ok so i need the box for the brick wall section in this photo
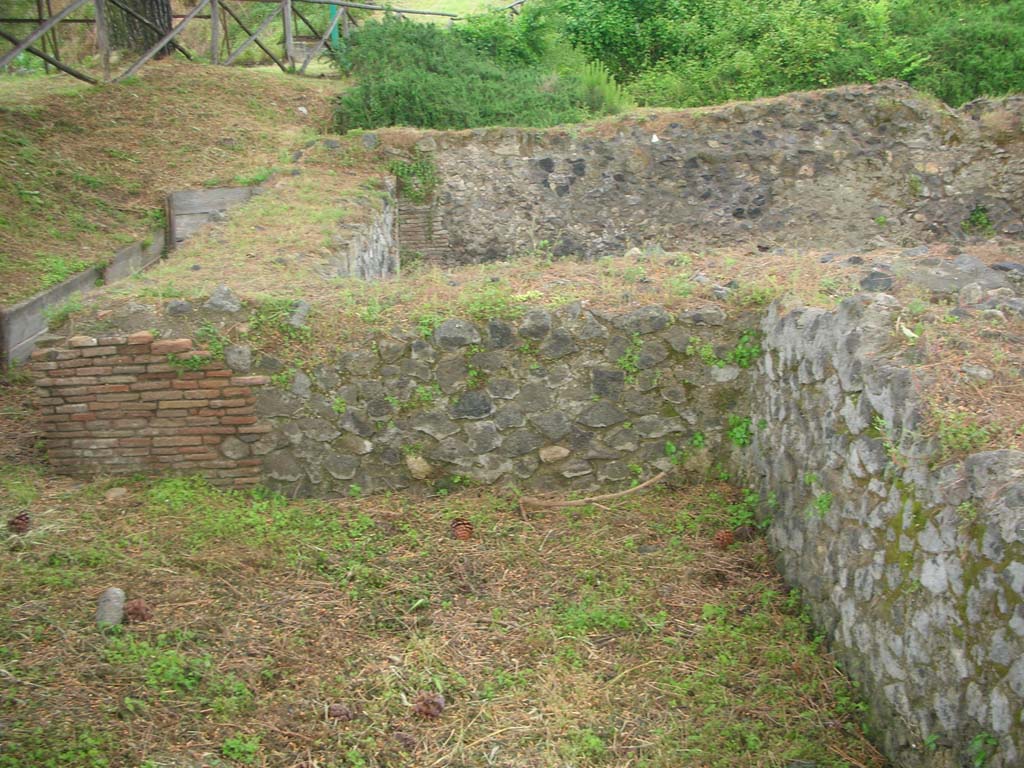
[398,200,451,262]
[30,331,269,488]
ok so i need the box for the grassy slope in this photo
[0,60,340,306]
[0,463,886,768]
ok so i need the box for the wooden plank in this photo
[282,0,294,67]
[209,0,219,64]
[222,1,284,70]
[95,0,111,81]
[298,5,343,74]
[107,0,193,60]
[292,6,335,56]
[116,0,210,82]
[0,26,97,83]
[0,0,89,69]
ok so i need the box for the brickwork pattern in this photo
[30,332,268,488]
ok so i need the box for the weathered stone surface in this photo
[464,421,501,453]
[265,451,302,481]
[412,411,461,440]
[592,368,625,399]
[518,309,552,340]
[434,318,481,349]
[578,401,627,428]
[166,299,193,316]
[539,445,570,463]
[529,410,572,440]
[96,587,126,626]
[204,285,242,313]
[451,391,494,419]
[220,436,250,459]
[324,454,359,480]
[614,305,671,334]
[406,454,432,479]
[224,344,252,372]
[539,328,578,359]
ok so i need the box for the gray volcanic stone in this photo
[288,300,312,328]
[220,436,250,459]
[516,383,552,412]
[434,319,480,349]
[860,271,894,291]
[451,391,494,419]
[487,378,520,399]
[166,300,193,316]
[340,409,375,437]
[529,410,572,440]
[615,305,671,334]
[465,421,501,453]
[298,418,339,442]
[518,309,552,340]
[679,306,727,326]
[637,339,669,368]
[486,319,516,348]
[204,285,242,313]
[504,429,544,456]
[592,368,625,398]
[324,454,359,480]
[540,329,578,359]
[561,460,593,478]
[578,401,627,428]
[412,411,460,440]
[290,370,312,399]
[494,405,526,430]
[224,344,252,372]
[96,587,126,627]
[266,451,302,481]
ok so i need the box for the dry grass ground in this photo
[0,448,887,768]
[0,59,340,306]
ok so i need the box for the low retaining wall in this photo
[736,297,1024,767]
[30,332,269,488]
[0,232,165,367]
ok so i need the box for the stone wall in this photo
[735,296,1024,768]
[324,180,400,279]
[31,291,1024,765]
[254,302,750,497]
[30,332,269,488]
[389,82,1024,262]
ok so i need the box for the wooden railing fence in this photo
[0,0,512,83]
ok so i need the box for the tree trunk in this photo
[110,0,172,56]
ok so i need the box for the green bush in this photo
[332,15,630,131]
[558,0,1024,108]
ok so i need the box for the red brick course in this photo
[31,335,267,489]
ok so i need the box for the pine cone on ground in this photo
[124,598,153,623]
[411,691,445,719]
[7,512,30,534]
[713,529,735,549]
[732,524,758,542]
[450,518,473,541]
[327,702,358,720]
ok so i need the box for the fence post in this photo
[94,0,111,81]
[282,0,294,68]
[210,0,219,63]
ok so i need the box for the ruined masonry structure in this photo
[31,332,269,487]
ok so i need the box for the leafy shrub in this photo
[559,0,1024,108]
[333,15,629,131]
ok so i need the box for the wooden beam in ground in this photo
[94,0,111,81]
[116,0,210,81]
[223,1,285,70]
[293,0,459,19]
[0,27,97,83]
[0,0,89,69]
[282,0,294,67]
[107,0,193,60]
[298,5,342,73]
[209,0,219,63]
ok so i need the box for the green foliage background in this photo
[332,0,1024,131]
